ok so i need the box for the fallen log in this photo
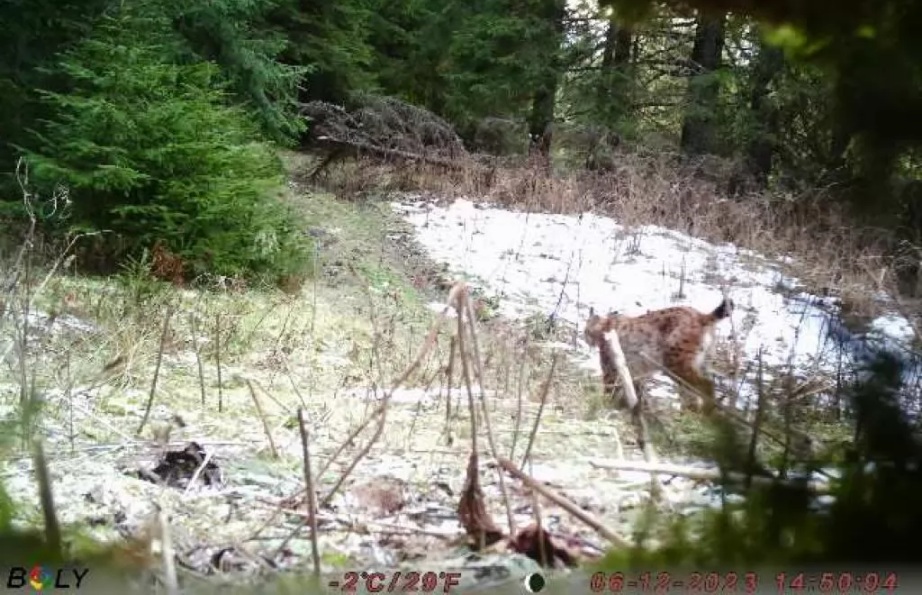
[587,458,832,495]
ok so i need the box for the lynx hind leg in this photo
[695,374,718,414]
[677,385,703,413]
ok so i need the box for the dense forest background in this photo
[1,0,920,288]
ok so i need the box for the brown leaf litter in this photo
[457,450,504,549]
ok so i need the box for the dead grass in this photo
[317,150,906,323]
[305,149,922,467]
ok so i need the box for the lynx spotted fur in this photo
[583,298,733,413]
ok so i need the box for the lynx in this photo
[583,298,733,413]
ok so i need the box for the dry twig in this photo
[519,353,559,468]
[297,408,322,579]
[137,305,174,437]
[455,285,516,537]
[31,437,61,555]
[587,458,831,494]
[157,501,179,595]
[245,379,279,459]
[497,457,630,547]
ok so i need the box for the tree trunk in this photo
[680,13,726,156]
[597,16,634,127]
[745,30,784,187]
[527,0,567,162]
[614,24,632,68]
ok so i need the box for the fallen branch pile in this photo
[301,94,473,175]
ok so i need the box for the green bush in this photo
[21,6,310,285]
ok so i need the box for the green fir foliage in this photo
[21,6,309,284]
[167,0,309,143]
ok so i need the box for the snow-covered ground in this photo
[392,197,921,409]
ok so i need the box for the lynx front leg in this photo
[601,360,621,404]
[673,366,717,414]
[631,378,647,410]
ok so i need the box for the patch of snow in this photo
[342,386,495,405]
[426,302,458,318]
[870,314,916,344]
[393,198,919,408]
[25,310,98,334]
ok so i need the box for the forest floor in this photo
[0,151,913,593]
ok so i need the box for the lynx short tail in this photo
[710,297,734,320]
